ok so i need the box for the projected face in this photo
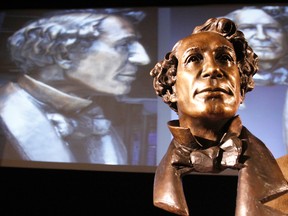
[174,32,242,120]
[233,8,287,62]
[66,15,150,96]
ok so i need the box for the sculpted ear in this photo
[54,52,73,70]
[240,89,245,104]
[169,86,177,103]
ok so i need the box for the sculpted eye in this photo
[186,54,203,64]
[217,53,234,63]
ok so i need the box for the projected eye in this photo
[265,26,282,33]
[115,39,130,53]
[241,26,256,31]
[238,25,257,33]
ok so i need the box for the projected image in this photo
[0,8,158,166]
[224,6,288,86]
[1,4,287,171]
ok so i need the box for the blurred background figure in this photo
[224,6,288,158]
[225,6,288,85]
[0,8,156,165]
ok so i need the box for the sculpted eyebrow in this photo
[183,47,201,60]
[184,47,200,54]
[215,45,236,61]
[215,45,234,53]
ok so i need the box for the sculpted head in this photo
[150,18,258,119]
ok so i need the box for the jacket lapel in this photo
[236,127,288,216]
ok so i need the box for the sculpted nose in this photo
[202,69,223,79]
[201,60,223,79]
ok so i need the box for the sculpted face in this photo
[174,32,243,120]
[66,15,150,96]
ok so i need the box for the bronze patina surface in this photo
[150,18,288,216]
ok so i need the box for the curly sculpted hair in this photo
[150,17,259,112]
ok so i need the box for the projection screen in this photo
[0,4,287,174]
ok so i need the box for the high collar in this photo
[17,75,92,114]
[167,115,242,149]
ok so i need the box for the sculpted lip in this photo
[195,87,232,96]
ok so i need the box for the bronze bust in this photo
[150,17,288,216]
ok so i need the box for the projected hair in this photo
[8,9,145,74]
